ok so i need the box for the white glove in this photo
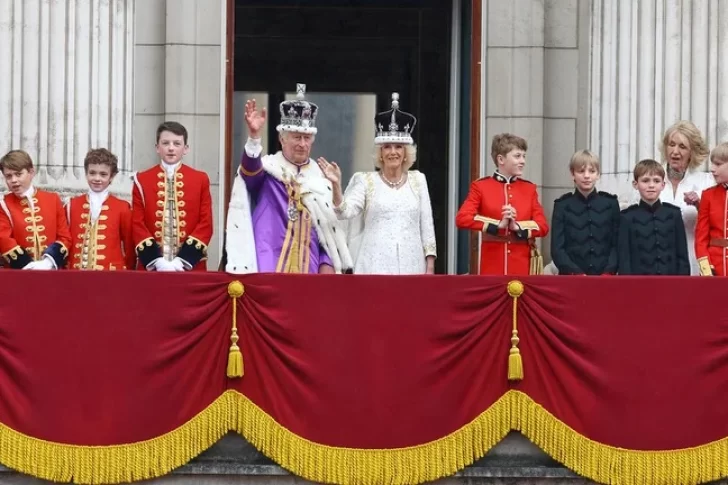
[24,258,55,271]
[170,257,187,272]
[153,259,176,272]
[35,257,56,270]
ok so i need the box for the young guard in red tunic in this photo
[0,150,71,269]
[695,142,728,276]
[66,149,136,270]
[132,121,213,271]
[456,133,549,275]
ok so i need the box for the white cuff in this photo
[245,137,263,158]
[147,257,162,271]
[42,254,58,270]
[175,257,192,271]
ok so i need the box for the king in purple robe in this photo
[225,83,353,274]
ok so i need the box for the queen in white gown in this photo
[317,94,437,274]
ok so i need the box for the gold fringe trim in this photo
[231,390,512,485]
[232,390,728,485]
[0,391,235,484]
[510,390,728,485]
[1,389,728,485]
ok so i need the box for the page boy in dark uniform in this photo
[551,150,620,275]
[618,159,690,275]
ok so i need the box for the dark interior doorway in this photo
[233,0,452,273]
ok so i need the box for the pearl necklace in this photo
[381,172,405,187]
[666,165,686,181]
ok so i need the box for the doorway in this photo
[230,0,453,273]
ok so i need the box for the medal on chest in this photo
[286,178,305,222]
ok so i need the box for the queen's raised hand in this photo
[317,157,341,186]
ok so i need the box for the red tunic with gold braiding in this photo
[456,173,549,275]
[0,189,71,269]
[67,194,136,270]
[695,183,728,276]
[132,163,213,270]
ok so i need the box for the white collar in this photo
[21,185,35,200]
[161,161,181,178]
[87,189,109,222]
[88,188,109,203]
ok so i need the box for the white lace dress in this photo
[334,171,437,274]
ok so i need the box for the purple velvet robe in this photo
[240,152,333,273]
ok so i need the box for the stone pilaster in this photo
[0,0,134,199]
[485,0,545,186]
[539,0,589,261]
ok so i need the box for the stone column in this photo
[590,0,728,204]
[0,0,135,198]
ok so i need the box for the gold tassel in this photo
[508,348,523,381]
[227,281,245,378]
[507,280,524,381]
[529,242,543,275]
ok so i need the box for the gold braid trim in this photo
[185,235,209,252]
[135,237,155,252]
[1,245,25,261]
[1,389,728,484]
[0,392,234,484]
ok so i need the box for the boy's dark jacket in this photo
[617,200,690,275]
[551,190,620,275]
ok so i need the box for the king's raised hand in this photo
[244,99,267,138]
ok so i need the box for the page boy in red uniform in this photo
[0,150,71,269]
[66,148,136,270]
[456,133,549,275]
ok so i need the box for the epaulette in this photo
[620,204,638,214]
[518,178,535,185]
[598,191,617,198]
[554,192,573,203]
[475,176,492,182]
